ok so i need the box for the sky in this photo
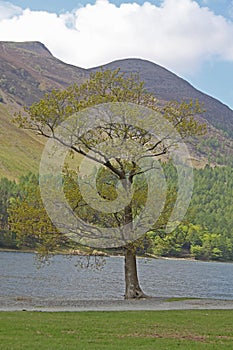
[0,0,233,109]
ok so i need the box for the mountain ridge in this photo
[1,41,233,179]
[0,41,87,105]
[90,58,233,137]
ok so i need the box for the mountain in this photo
[1,41,233,179]
[0,41,87,106]
[0,41,88,179]
[91,59,233,138]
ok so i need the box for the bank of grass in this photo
[0,310,233,350]
[0,104,44,179]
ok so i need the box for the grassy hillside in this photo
[0,103,44,179]
[1,41,233,179]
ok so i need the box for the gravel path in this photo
[1,296,233,312]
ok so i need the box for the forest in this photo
[1,163,233,262]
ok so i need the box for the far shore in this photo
[1,248,233,264]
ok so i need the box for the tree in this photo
[0,177,18,248]
[13,69,205,298]
[8,173,72,253]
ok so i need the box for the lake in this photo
[0,252,233,300]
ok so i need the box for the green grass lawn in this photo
[0,310,233,350]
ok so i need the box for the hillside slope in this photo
[0,103,44,179]
[0,41,89,179]
[1,41,233,179]
[0,41,87,105]
[90,59,233,137]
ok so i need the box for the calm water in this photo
[0,252,233,300]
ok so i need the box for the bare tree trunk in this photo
[124,246,147,299]
[122,177,147,299]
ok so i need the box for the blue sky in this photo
[0,0,233,109]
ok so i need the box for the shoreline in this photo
[1,296,233,312]
[1,249,233,264]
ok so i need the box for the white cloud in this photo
[0,0,233,74]
[0,0,22,20]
